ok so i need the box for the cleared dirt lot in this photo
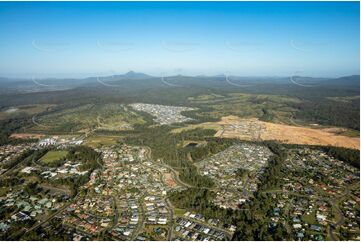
[10,133,46,139]
[215,116,360,150]
[164,173,177,187]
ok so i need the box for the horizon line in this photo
[0,71,359,80]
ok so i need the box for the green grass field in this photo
[84,135,121,148]
[27,103,146,134]
[302,211,317,225]
[174,208,186,216]
[40,150,68,163]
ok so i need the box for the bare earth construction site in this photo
[174,116,360,150]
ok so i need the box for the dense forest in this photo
[0,117,33,145]
[321,146,360,168]
[293,97,360,130]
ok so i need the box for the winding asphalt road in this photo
[144,147,193,189]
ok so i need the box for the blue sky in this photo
[0,1,359,78]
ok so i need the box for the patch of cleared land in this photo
[173,116,360,149]
[0,104,54,120]
[326,95,359,103]
[180,140,208,148]
[40,150,68,163]
[171,123,221,133]
[188,93,301,124]
[259,121,359,149]
[29,103,145,133]
[164,173,177,188]
[84,135,121,148]
[10,133,46,139]
[4,108,18,113]
[218,116,360,149]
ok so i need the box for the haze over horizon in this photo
[0,1,359,78]
[0,70,360,81]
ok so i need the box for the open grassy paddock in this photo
[0,104,55,120]
[27,103,146,134]
[84,134,121,148]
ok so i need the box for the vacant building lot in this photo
[215,116,360,150]
[173,116,359,149]
[28,103,145,134]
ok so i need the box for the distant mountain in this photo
[0,77,29,83]
[324,75,360,87]
[0,73,358,96]
[273,75,360,88]
[113,71,154,80]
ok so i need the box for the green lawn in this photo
[40,150,68,163]
[302,211,317,225]
[0,187,9,197]
[174,208,186,216]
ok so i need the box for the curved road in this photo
[143,147,193,189]
[328,186,351,241]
